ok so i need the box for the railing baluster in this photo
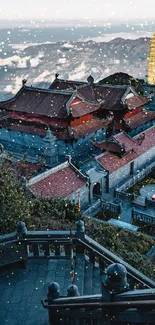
[89,250,95,265]
[44,244,50,257]
[65,244,72,257]
[55,245,60,256]
[32,244,39,256]
[99,257,105,274]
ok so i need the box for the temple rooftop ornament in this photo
[87,75,94,85]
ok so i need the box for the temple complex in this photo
[0,76,150,166]
[0,221,155,325]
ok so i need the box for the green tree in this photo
[0,164,31,234]
[29,197,81,230]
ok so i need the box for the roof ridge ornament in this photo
[22,79,27,87]
[44,127,56,142]
[87,75,94,85]
[55,73,59,79]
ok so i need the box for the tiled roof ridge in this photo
[0,85,74,110]
[133,124,155,140]
[0,86,25,106]
[28,161,69,186]
[113,131,135,143]
[96,125,155,174]
[53,78,87,85]
[69,161,88,182]
[24,85,74,95]
[75,93,101,105]
[95,150,109,161]
[28,160,87,188]
[96,84,129,89]
[76,86,98,104]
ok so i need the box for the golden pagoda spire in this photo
[148,32,155,85]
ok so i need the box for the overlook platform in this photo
[0,220,155,325]
[0,256,102,325]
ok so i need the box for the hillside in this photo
[98,72,144,93]
[0,37,150,100]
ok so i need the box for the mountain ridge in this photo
[0,37,150,100]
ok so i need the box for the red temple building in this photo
[0,76,153,166]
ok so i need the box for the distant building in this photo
[94,126,155,190]
[27,157,108,210]
[0,76,148,167]
[28,159,90,210]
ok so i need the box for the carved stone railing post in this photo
[76,220,85,239]
[75,220,85,254]
[16,221,28,268]
[102,263,129,302]
[47,282,60,325]
[16,221,27,238]
[67,284,80,297]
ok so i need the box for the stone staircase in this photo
[0,257,102,325]
[74,256,102,296]
[132,195,146,208]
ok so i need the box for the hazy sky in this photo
[0,0,154,21]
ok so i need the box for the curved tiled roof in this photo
[77,85,128,111]
[70,100,100,117]
[126,111,155,129]
[29,163,87,198]
[0,87,72,119]
[97,127,155,174]
[49,78,87,90]
[126,95,148,110]
[72,119,110,139]
[77,85,98,103]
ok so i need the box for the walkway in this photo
[140,184,155,199]
[118,203,133,223]
[0,257,102,325]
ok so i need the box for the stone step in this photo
[133,196,146,208]
[83,260,93,295]
[47,256,103,297]
[92,266,102,295]
[74,254,85,296]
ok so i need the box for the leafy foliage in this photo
[0,164,155,280]
[0,164,31,234]
[29,197,81,230]
[98,72,144,95]
[126,169,155,196]
[127,176,155,196]
[133,219,155,236]
[85,220,155,280]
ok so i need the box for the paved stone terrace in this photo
[0,257,102,325]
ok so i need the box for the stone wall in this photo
[0,127,106,167]
[69,185,90,210]
[109,164,130,189]
[109,146,155,189]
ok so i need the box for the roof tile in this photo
[30,165,86,198]
[97,127,155,174]
[73,119,110,139]
[1,87,71,119]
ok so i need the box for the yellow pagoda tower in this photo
[148,32,155,84]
